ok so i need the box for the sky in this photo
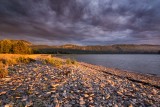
[0,0,160,45]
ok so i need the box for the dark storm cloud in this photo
[0,0,160,45]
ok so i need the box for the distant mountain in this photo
[31,44,160,54]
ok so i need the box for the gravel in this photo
[0,61,160,107]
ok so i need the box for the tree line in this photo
[0,39,32,54]
[31,44,160,54]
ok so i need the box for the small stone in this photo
[132,84,135,87]
[108,103,112,106]
[71,91,74,93]
[114,104,118,107]
[64,104,72,107]
[89,97,92,100]
[117,91,123,96]
[80,97,84,101]
[80,100,85,105]
[21,96,28,101]
[129,104,133,107]
[148,94,152,99]
[100,83,105,88]
[63,90,67,97]
[142,93,146,96]
[55,103,60,107]
[51,84,59,88]
[90,94,94,96]
[44,92,51,97]
[90,100,94,103]
[15,96,21,99]
[77,90,80,93]
[132,99,136,103]
[89,105,94,107]
[2,77,11,82]
[25,101,33,107]
[106,94,110,99]
[19,70,22,73]
[4,104,13,107]
[0,91,7,95]
[54,98,58,103]
[79,97,85,105]
[152,89,157,95]
[84,94,89,98]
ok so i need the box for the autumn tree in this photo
[0,39,32,54]
[0,39,12,53]
[12,41,32,54]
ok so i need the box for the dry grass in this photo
[42,57,63,67]
[42,56,77,67]
[0,54,63,66]
[0,54,44,65]
[0,54,51,78]
[66,58,77,65]
[0,61,8,78]
[0,54,77,78]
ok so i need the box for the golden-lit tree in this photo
[0,39,12,53]
[0,39,32,54]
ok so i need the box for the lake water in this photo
[57,54,160,75]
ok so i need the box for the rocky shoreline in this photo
[80,62,160,88]
[0,59,160,107]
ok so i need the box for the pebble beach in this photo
[0,59,160,107]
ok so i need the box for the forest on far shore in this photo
[32,44,160,54]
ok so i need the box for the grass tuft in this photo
[0,54,78,78]
[16,57,36,64]
[0,61,8,78]
[66,58,77,65]
[0,54,40,78]
[44,57,63,67]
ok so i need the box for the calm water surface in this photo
[57,54,160,75]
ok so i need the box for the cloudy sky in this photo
[0,0,160,45]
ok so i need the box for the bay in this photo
[57,54,160,75]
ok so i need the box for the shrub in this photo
[5,59,17,65]
[16,57,35,64]
[66,58,77,65]
[0,56,35,66]
[44,58,62,67]
[0,59,7,65]
[54,60,63,67]
[44,58,54,64]
[0,58,17,65]
[0,61,3,68]
[0,69,8,78]
[0,61,8,78]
